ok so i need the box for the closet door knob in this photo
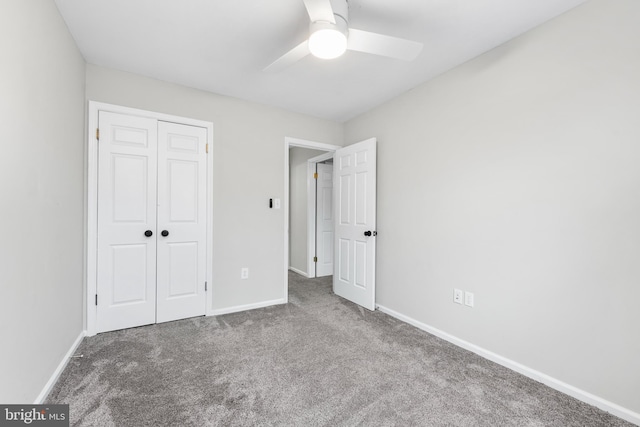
[144,230,153,237]
[161,230,169,237]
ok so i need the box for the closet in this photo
[95,110,208,333]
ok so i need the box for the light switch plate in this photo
[464,291,474,307]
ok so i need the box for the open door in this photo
[333,138,377,310]
[315,162,334,277]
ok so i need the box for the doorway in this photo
[284,137,378,310]
[284,138,341,300]
[289,148,335,278]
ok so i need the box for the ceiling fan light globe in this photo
[309,28,347,59]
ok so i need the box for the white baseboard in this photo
[34,330,86,404]
[288,266,309,278]
[210,298,286,316]
[376,304,640,426]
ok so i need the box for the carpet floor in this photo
[47,272,632,426]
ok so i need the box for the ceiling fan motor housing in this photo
[309,18,348,40]
[329,0,349,25]
[310,0,349,35]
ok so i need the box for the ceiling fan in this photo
[264,0,423,72]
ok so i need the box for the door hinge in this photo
[206,143,209,154]
[95,294,98,306]
[205,281,208,292]
[313,256,318,263]
[313,172,318,179]
[96,128,100,141]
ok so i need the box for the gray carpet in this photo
[48,272,631,426]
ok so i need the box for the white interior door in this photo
[333,138,377,310]
[315,163,334,277]
[156,122,208,323]
[96,111,158,333]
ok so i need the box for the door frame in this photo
[306,151,335,278]
[86,101,214,336]
[284,137,341,301]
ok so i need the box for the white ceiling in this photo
[54,0,586,122]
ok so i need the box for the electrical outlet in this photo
[464,291,474,308]
[241,268,249,279]
[274,198,281,209]
[453,289,463,304]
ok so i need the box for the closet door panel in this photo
[96,112,158,333]
[156,122,208,323]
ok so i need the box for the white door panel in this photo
[97,111,158,333]
[111,155,149,222]
[166,242,198,296]
[316,163,334,277]
[110,244,149,303]
[333,138,376,310]
[338,238,350,282]
[156,121,207,323]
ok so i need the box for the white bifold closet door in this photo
[96,111,207,333]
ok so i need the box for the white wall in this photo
[86,65,343,311]
[289,148,326,274]
[345,0,640,416]
[0,1,86,402]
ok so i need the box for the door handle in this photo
[364,230,377,237]
[144,230,153,237]
[161,230,169,237]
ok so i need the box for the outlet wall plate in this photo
[453,289,463,304]
[241,268,249,279]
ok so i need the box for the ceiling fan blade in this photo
[302,0,335,24]
[347,28,423,61]
[263,40,311,72]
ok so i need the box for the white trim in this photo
[288,266,310,278]
[86,104,98,336]
[308,151,335,164]
[34,331,86,404]
[86,101,214,336]
[210,299,286,316]
[376,304,640,426]
[284,137,342,305]
[286,137,341,151]
[205,115,214,318]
